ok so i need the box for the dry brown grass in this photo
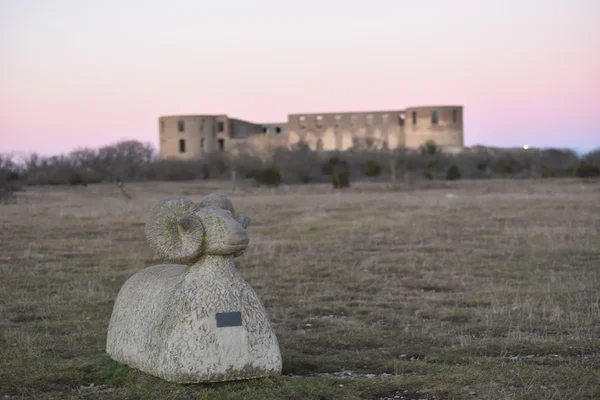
[1,178,599,399]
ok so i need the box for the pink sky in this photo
[1,0,599,156]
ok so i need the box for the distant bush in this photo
[155,161,198,181]
[329,156,351,188]
[494,155,520,174]
[5,171,20,181]
[298,171,312,184]
[332,170,350,188]
[423,159,437,180]
[321,156,348,176]
[0,180,21,204]
[7,141,599,187]
[365,160,382,177]
[272,142,322,183]
[446,165,461,180]
[419,140,440,156]
[68,172,86,186]
[254,166,282,187]
[583,148,600,166]
[575,161,600,178]
[540,165,554,178]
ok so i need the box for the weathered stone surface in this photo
[106,193,282,383]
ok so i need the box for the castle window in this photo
[200,138,205,150]
[453,110,458,123]
[160,120,164,132]
[431,110,439,125]
[179,139,186,153]
[412,111,416,125]
[263,127,267,133]
[299,116,306,129]
[399,113,405,125]
[218,139,225,151]
[275,127,281,133]
[178,120,185,132]
[316,115,323,128]
[218,121,224,132]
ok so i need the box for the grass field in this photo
[1,178,599,400]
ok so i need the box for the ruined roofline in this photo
[159,104,464,123]
[159,115,269,127]
[287,105,463,117]
[287,109,405,117]
[159,114,228,119]
[405,105,463,110]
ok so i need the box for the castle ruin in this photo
[158,106,464,160]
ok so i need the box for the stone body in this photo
[106,194,282,383]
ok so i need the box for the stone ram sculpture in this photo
[106,193,282,383]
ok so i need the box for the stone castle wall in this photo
[158,106,463,160]
[286,110,405,152]
[403,106,463,152]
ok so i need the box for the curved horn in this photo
[145,196,204,264]
[199,193,236,214]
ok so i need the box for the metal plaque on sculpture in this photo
[216,311,243,328]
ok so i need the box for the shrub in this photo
[0,180,21,204]
[419,140,440,156]
[254,166,282,187]
[332,170,350,188]
[68,171,85,186]
[153,161,198,181]
[206,154,228,175]
[539,148,580,176]
[243,169,260,179]
[582,148,600,166]
[540,165,554,178]
[272,143,322,183]
[494,155,520,175]
[365,160,382,177]
[328,156,351,188]
[423,159,437,180]
[446,165,461,180]
[321,156,348,176]
[298,171,311,184]
[575,161,600,178]
[5,171,20,181]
